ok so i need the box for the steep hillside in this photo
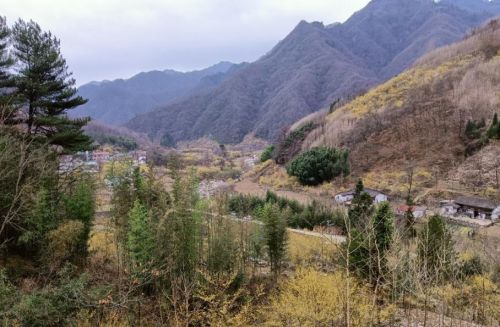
[73,62,242,125]
[301,19,500,197]
[126,0,498,144]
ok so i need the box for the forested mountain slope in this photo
[300,19,500,196]
[72,61,242,125]
[126,0,499,144]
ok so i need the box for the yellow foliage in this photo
[44,220,84,267]
[261,269,375,327]
[76,310,131,327]
[197,166,221,179]
[257,163,300,190]
[429,275,500,325]
[89,230,117,261]
[362,167,434,196]
[288,232,337,267]
[328,55,473,119]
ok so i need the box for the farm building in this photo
[396,204,427,219]
[334,188,388,205]
[454,196,499,221]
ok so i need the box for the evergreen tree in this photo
[354,179,364,197]
[348,180,374,228]
[0,16,15,105]
[63,179,95,257]
[418,215,455,284]
[465,120,480,139]
[487,113,499,139]
[127,200,155,273]
[261,203,288,278]
[370,202,394,284]
[11,19,91,152]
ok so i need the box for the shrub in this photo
[262,269,374,326]
[274,122,317,164]
[260,145,274,162]
[44,220,85,269]
[287,147,349,186]
[228,192,345,231]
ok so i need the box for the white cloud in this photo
[0,0,369,84]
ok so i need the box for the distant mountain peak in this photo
[121,0,500,144]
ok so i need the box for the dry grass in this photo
[298,24,500,199]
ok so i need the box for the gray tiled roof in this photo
[455,196,497,210]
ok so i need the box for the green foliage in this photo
[372,202,394,255]
[19,186,60,252]
[348,180,374,229]
[160,132,175,148]
[274,122,317,164]
[44,220,85,269]
[206,202,239,275]
[12,19,91,152]
[0,16,15,106]
[92,133,138,150]
[260,203,288,277]
[127,200,156,275]
[344,228,370,278]
[418,215,455,284]
[260,145,275,162]
[287,147,349,186]
[158,172,202,283]
[487,113,500,139]
[464,114,500,156]
[460,255,483,278]
[0,265,93,327]
[63,178,95,257]
[370,202,394,282]
[465,119,481,140]
[228,191,344,231]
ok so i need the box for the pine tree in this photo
[11,19,92,152]
[0,16,14,105]
[348,179,374,228]
[370,202,394,284]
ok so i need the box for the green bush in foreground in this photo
[287,147,349,186]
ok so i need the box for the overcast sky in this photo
[1,0,370,85]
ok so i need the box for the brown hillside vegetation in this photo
[302,19,500,197]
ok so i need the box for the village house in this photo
[130,150,147,164]
[441,197,499,222]
[92,150,111,163]
[454,196,499,221]
[334,188,388,205]
[396,204,427,219]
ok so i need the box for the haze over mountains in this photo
[73,61,244,125]
[80,0,500,144]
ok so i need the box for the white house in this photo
[397,204,427,219]
[492,206,500,222]
[440,200,459,216]
[335,188,388,205]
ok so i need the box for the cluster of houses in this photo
[59,149,148,173]
[334,188,499,225]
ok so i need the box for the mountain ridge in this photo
[126,0,499,144]
[73,61,241,125]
